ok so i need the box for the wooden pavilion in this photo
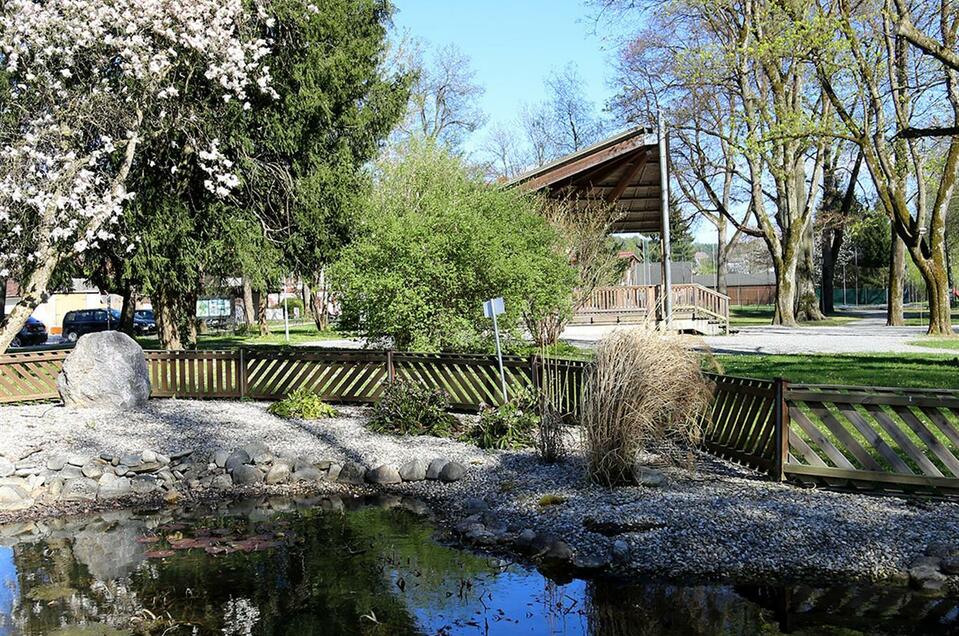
[508,125,729,334]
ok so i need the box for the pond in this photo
[0,495,956,635]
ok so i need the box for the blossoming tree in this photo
[0,0,278,352]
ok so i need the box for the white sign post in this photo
[483,297,508,402]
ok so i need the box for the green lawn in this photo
[712,353,959,389]
[902,306,959,327]
[729,305,860,328]
[135,321,343,350]
[910,337,959,351]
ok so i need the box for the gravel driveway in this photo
[3,400,959,585]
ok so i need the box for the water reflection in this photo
[0,495,955,635]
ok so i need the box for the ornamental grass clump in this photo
[582,330,710,487]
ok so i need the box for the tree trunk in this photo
[820,228,836,315]
[887,231,905,326]
[716,222,729,296]
[257,289,270,336]
[153,288,183,350]
[242,278,256,326]
[0,256,59,353]
[301,280,313,323]
[311,271,330,332]
[119,285,136,336]
[910,242,954,335]
[796,228,825,321]
[184,288,198,348]
[0,277,6,323]
[772,251,800,327]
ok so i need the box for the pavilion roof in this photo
[507,126,664,234]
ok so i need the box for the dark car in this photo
[134,309,157,335]
[62,309,121,342]
[11,316,48,347]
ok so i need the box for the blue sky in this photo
[391,0,617,148]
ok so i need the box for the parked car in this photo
[134,309,157,335]
[62,309,121,342]
[11,316,48,347]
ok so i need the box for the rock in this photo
[941,557,959,575]
[243,442,272,465]
[0,457,14,478]
[45,457,66,472]
[398,458,428,482]
[115,465,129,477]
[169,449,193,461]
[315,460,332,470]
[337,462,366,485]
[214,450,231,468]
[910,564,949,594]
[47,478,64,499]
[573,554,609,573]
[129,462,162,474]
[156,453,170,465]
[631,465,666,487]
[130,475,158,495]
[60,478,99,501]
[531,533,573,563]
[463,497,489,515]
[60,465,83,480]
[439,462,466,482]
[81,462,103,480]
[142,450,157,463]
[464,523,497,546]
[515,529,537,551]
[57,331,151,408]
[265,463,291,485]
[583,515,666,536]
[120,453,142,468]
[612,540,630,563]
[925,542,959,558]
[0,484,33,511]
[366,464,402,485]
[67,455,89,467]
[97,474,132,499]
[232,465,264,486]
[426,458,448,480]
[156,469,175,484]
[292,467,323,482]
[225,450,251,473]
[212,474,233,490]
[326,463,342,482]
[99,451,114,463]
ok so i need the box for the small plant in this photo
[461,389,539,450]
[537,494,566,507]
[368,380,457,436]
[268,387,337,420]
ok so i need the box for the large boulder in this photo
[57,331,151,408]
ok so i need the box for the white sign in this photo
[483,297,505,318]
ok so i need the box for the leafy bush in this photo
[582,330,709,487]
[368,380,457,437]
[268,387,337,420]
[329,140,576,352]
[461,390,539,450]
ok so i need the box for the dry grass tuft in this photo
[582,329,710,486]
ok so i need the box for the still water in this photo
[0,495,956,635]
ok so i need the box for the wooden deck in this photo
[572,283,730,334]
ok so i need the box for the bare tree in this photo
[395,42,487,148]
[480,123,524,181]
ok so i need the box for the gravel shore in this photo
[3,399,959,586]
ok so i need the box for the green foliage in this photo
[368,380,457,436]
[537,494,567,507]
[461,390,539,450]
[268,387,337,419]
[330,140,576,351]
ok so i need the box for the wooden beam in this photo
[606,150,649,202]
[518,134,653,191]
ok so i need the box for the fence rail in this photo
[0,348,589,416]
[704,375,959,496]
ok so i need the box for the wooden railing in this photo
[0,348,590,418]
[704,374,959,496]
[579,283,730,330]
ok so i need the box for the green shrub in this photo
[461,390,539,450]
[368,380,457,437]
[268,387,337,420]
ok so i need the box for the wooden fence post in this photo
[238,349,248,399]
[386,349,395,383]
[772,377,789,481]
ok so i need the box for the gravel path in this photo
[563,314,959,355]
[3,400,959,585]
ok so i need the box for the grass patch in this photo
[512,340,594,360]
[910,337,959,351]
[537,494,567,507]
[902,306,959,327]
[267,387,337,419]
[136,321,342,350]
[729,305,860,327]
[713,353,959,389]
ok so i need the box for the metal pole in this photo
[657,112,673,326]
[283,278,290,343]
[491,311,508,402]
